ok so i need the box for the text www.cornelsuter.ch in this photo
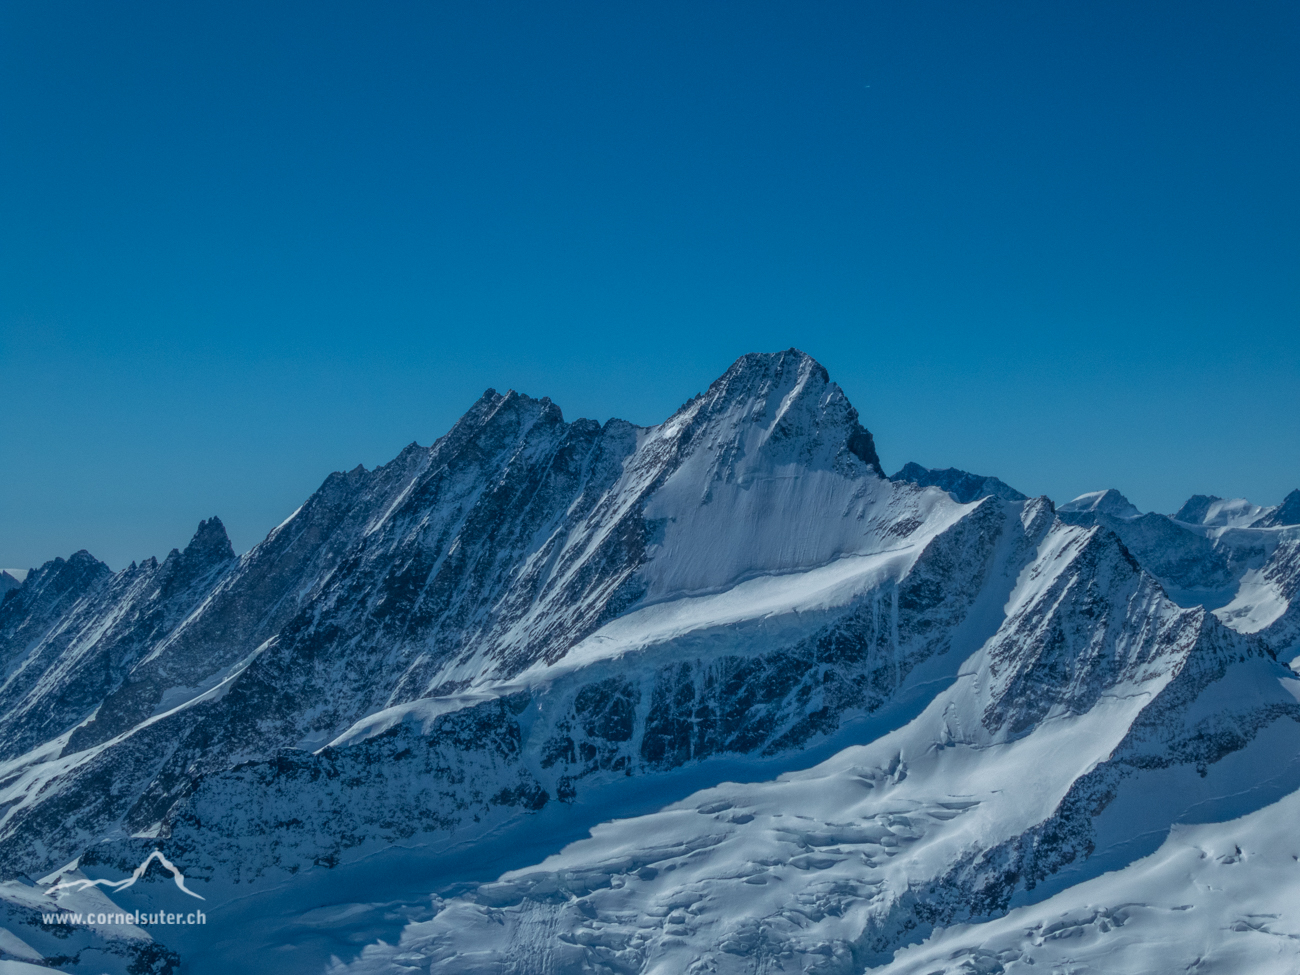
[42,909,206,926]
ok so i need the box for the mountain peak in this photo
[892,462,1028,504]
[1254,489,1300,528]
[1059,488,1141,519]
[0,571,22,598]
[0,550,111,629]
[683,349,881,473]
[184,517,236,565]
[1173,494,1222,523]
[157,517,236,593]
[1171,495,1267,528]
[716,347,828,385]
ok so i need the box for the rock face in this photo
[1253,488,1300,528]
[0,349,1298,975]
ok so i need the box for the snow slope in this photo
[878,783,1300,975]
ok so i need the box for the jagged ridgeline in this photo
[1,350,1298,975]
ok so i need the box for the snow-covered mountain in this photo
[1052,486,1300,664]
[0,349,1297,975]
[890,462,1027,504]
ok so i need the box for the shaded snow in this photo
[879,786,1300,975]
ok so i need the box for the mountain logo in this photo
[45,850,205,900]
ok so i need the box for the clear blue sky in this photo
[2,1,1297,570]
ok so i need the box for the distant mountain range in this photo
[1,350,1297,975]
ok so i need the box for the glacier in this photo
[0,349,1297,974]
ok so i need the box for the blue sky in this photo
[2,0,1297,570]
